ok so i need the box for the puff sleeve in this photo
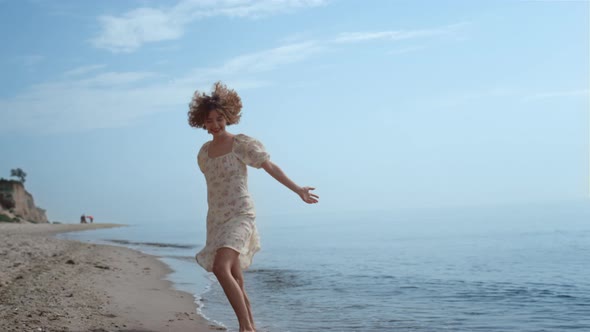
[234,134,270,169]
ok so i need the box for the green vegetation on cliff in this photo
[10,168,27,183]
[0,213,18,223]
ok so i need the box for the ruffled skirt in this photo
[196,212,260,272]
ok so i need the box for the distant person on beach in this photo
[188,82,319,332]
[80,214,87,224]
[87,215,94,223]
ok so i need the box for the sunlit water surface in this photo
[61,202,590,332]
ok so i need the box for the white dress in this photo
[195,134,270,272]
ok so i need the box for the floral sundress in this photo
[195,134,270,272]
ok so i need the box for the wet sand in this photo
[0,223,219,332]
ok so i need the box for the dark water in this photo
[61,202,590,331]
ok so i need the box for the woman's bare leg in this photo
[212,248,255,332]
[231,259,256,330]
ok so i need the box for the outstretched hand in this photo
[298,186,319,204]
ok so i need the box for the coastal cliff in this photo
[0,180,48,223]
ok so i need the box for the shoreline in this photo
[0,223,218,332]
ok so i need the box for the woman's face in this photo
[205,110,227,136]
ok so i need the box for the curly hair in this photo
[188,81,242,129]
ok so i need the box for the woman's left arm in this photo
[261,160,319,204]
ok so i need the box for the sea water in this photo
[60,201,590,332]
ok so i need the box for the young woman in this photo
[188,82,319,332]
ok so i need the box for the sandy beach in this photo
[0,223,217,332]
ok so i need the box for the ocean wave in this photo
[105,239,197,249]
[247,268,311,289]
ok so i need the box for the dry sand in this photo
[0,223,219,332]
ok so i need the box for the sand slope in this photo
[0,223,218,332]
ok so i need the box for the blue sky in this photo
[0,0,588,224]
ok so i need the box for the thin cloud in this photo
[209,41,322,74]
[92,8,185,53]
[2,25,461,134]
[332,23,468,44]
[0,72,182,134]
[78,71,159,87]
[92,0,329,53]
[0,41,320,134]
[63,64,107,77]
[176,0,328,18]
[173,41,323,87]
[523,89,589,102]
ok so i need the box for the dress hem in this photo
[196,244,261,272]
